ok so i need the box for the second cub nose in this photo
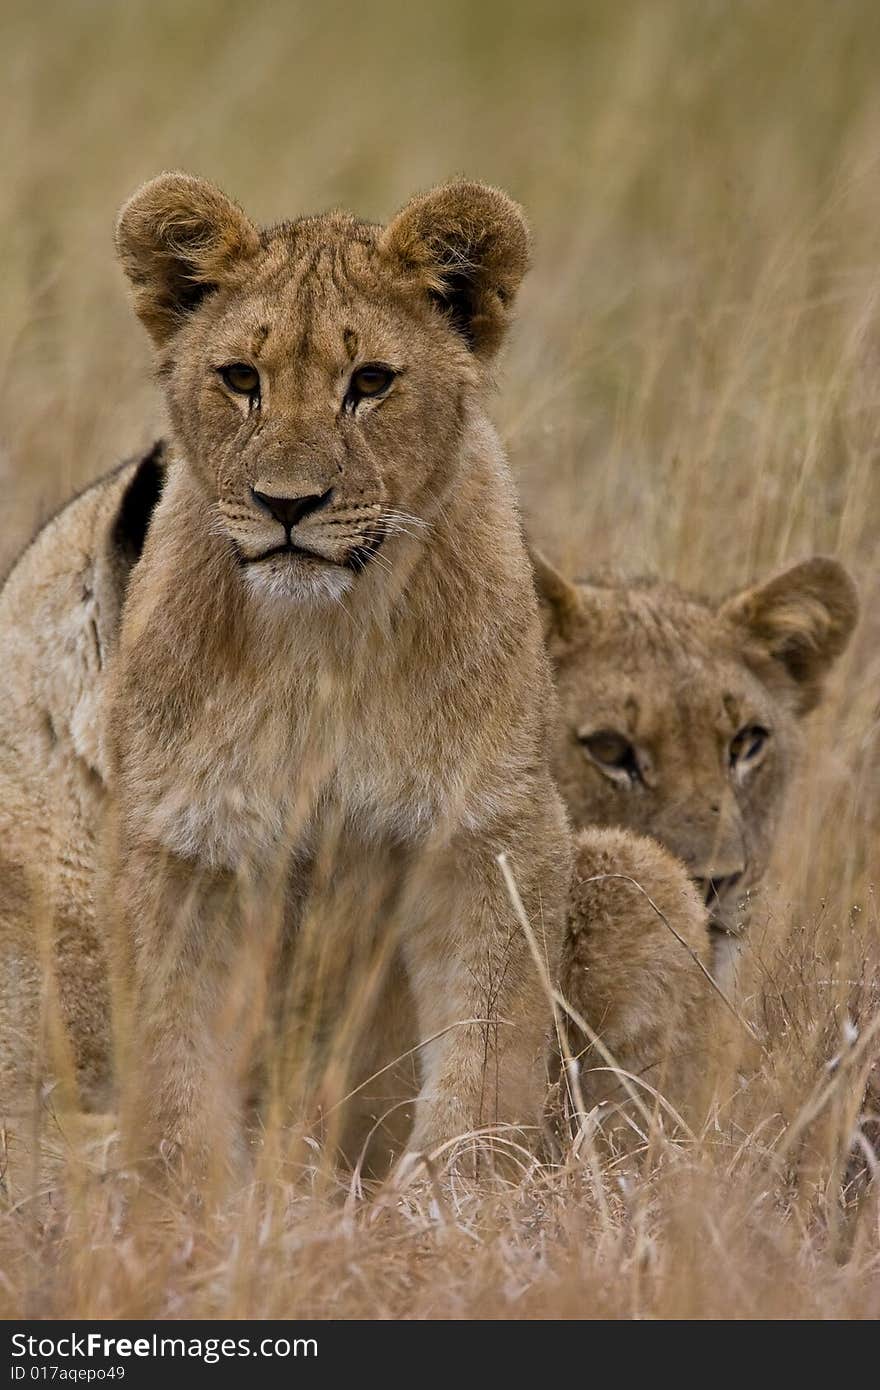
[694,872,743,908]
[251,486,333,530]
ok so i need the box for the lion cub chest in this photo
[145,661,442,871]
[144,677,313,870]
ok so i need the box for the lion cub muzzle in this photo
[246,483,342,565]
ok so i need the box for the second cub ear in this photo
[381,180,530,358]
[719,556,859,714]
[529,546,585,646]
[115,173,261,346]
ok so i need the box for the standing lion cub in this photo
[109,174,575,1176]
[1,175,573,1179]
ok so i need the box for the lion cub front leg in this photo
[401,804,569,1167]
[113,843,275,1183]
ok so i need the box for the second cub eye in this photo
[729,723,770,767]
[219,363,260,396]
[579,730,642,784]
[349,364,395,400]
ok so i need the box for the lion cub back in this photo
[0,444,165,1114]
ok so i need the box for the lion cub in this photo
[109,174,575,1178]
[533,550,858,1130]
[1,176,573,1179]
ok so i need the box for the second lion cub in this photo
[534,549,858,1130]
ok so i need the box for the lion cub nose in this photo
[251,486,334,531]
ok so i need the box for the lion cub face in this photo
[533,553,858,932]
[115,175,528,602]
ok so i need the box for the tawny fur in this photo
[0,175,573,1180]
[0,449,164,1115]
[561,826,712,1136]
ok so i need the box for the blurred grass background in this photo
[1,0,878,1318]
[3,0,877,913]
[4,0,880,584]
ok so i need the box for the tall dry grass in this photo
[0,0,878,1318]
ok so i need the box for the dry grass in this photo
[1,0,879,1318]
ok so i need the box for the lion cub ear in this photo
[719,556,859,714]
[381,180,530,358]
[115,173,261,345]
[529,546,586,648]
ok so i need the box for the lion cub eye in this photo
[729,723,770,768]
[579,730,642,785]
[219,363,260,397]
[348,363,396,402]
